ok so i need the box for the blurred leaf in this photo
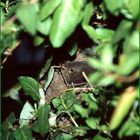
[44,66,55,90]
[54,133,73,140]
[2,21,17,34]
[93,134,111,140]
[1,34,16,55]
[74,104,88,118]
[9,88,20,102]
[50,0,84,47]
[18,76,41,101]
[86,118,98,129]
[19,101,34,127]
[3,83,21,102]
[128,30,139,50]
[89,72,103,84]
[16,3,39,35]
[118,117,139,138]
[117,53,139,75]
[38,57,53,80]
[88,58,102,70]
[40,0,62,21]
[110,87,137,130]
[2,112,16,130]
[82,2,94,25]
[101,44,114,68]
[82,2,98,43]
[2,129,15,140]
[68,43,78,56]
[4,2,19,19]
[14,125,33,140]
[82,93,98,110]
[123,30,139,53]
[0,8,5,25]
[104,0,124,15]
[52,98,62,108]
[33,35,44,46]
[95,28,114,41]
[99,76,115,86]
[37,17,52,35]
[122,0,139,19]
[112,20,132,44]
[32,104,50,136]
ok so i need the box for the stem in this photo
[82,71,94,90]
[66,111,79,127]
[2,41,20,65]
[60,96,79,127]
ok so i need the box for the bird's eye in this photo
[69,68,74,73]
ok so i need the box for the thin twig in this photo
[2,40,20,65]
[60,96,79,127]
[1,15,17,32]
[82,71,94,90]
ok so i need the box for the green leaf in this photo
[82,2,98,43]
[86,118,98,129]
[1,34,16,55]
[93,134,111,140]
[0,8,5,25]
[118,118,139,138]
[44,66,55,90]
[14,126,33,140]
[110,87,137,130]
[61,91,78,111]
[52,98,64,115]
[88,58,102,70]
[2,112,16,130]
[2,129,15,140]
[38,57,53,80]
[82,93,98,110]
[50,0,84,47]
[40,0,62,21]
[104,0,124,15]
[37,17,52,35]
[98,76,115,86]
[129,30,139,50]
[112,20,132,44]
[32,104,50,136]
[33,35,44,46]
[123,30,139,53]
[74,104,88,118]
[89,72,103,84]
[82,2,94,25]
[52,98,62,108]
[16,3,38,35]
[18,76,41,101]
[68,43,78,56]
[122,0,139,19]
[54,133,73,140]
[19,101,34,127]
[101,44,114,67]
[95,28,114,41]
[117,53,139,75]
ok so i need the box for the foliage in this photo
[1,0,139,139]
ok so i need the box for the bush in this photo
[1,0,139,139]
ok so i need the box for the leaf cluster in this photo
[1,0,139,139]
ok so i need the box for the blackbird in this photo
[45,51,95,102]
